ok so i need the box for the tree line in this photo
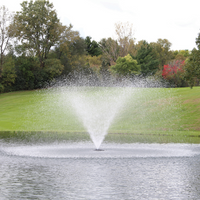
[0,0,200,93]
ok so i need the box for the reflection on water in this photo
[0,142,200,200]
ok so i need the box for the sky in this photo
[2,0,200,50]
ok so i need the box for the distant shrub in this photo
[162,60,187,87]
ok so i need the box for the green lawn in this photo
[0,86,200,142]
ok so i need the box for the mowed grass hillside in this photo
[0,87,200,137]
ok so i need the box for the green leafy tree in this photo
[51,29,87,75]
[0,55,16,92]
[173,50,190,61]
[14,55,63,90]
[12,0,65,68]
[184,33,200,88]
[150,39,174,68]
[111,54,141,77]
[133,40,159,76]
[184,49,200,88]
[85,55,102,71]
[14,56,38,90]
[44,58,64,80]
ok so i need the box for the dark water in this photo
[0,142,200,200]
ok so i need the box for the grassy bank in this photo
[0,87,200,142]
[0,131,200,144]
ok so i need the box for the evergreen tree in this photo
[133,40,159,76]
[85,36,102,56]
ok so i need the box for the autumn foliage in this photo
[162,60,186,87]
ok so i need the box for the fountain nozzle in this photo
[95,149,104,151]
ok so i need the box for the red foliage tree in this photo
[162,60,186,87]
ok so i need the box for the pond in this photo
[0,138,200,200]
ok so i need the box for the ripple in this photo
[1,143,200,159]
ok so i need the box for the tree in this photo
[184,49,200,88]
[14,55,63,90]
[14,55,38,90]
[43,58,64,81]
[0,6,14,76]
[99,37,120,66]
[51,27,87,75]
[162,60,186,87]
[99,22,135,66]
[115,22,135,57]
[85,36,102,56]
[99,60,110,81]
[133,40,159,76]
[150,39,174,68]
[85,55,102,72]
[173,50,190,61]
[12,0,65,68]
[183,33,200,88]
[0,55,16,92]
[111,54,141,77]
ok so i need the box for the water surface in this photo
[0,141,200,199]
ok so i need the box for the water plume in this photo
[46,72,167,149]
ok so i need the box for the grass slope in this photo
[0,87,199,140]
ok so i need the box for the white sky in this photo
[2,0,200,50]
